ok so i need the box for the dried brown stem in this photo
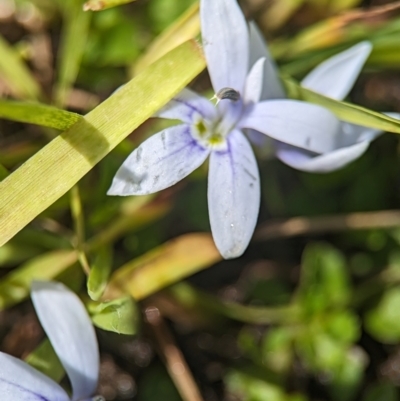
[255,210,400,241]
[145,306,205,401]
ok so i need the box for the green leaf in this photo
[134,2,199,74]
[87,246,113,300]
[0,34,42,100]
[0,250,78,310]
[0,163,8,180]
[328,346,368,401]
[363,382,397,401]
[0,40,205,246]
[365,288,400,343]
[104,233,221,301]
[83,0,137,11]
[0,100,81,130]
[90,296,138,334]
[283,77,400,134]
[55,0,92,106]
[262,327,294,374]
[25,339,64,382]
[225,370,307,401]
[297,243,350,315]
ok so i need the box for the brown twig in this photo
[255,210,400,241]
[145,306,205,401]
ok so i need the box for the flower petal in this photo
[208,130,260,259]
[156,88,217,124]
[240,100,342,153]
[276,141,370,173]
[200,0,249,92]
[31,281,99,401]
[108,124,210,196]
[0,352,69,401]
[301,41,372,100]
[244,57,265,104]
[249,22,286,100]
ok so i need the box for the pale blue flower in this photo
[108,0,342,258]
[0,281,101,401]
[268,40,400,172]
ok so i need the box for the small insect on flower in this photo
[215,87,241,102]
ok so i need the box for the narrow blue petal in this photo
[156,88,217,124]
[239,100,342,154]
[0,352,69,401]
[31,281,99,401]
[108,124,211,196]
[302,42,372,100]
[248,22,286,100]
[208,130,260,259]
[200,0,249,93]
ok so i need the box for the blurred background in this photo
[2,0,400,400]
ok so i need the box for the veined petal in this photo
[208,130,260,259]
[244,57,265,104]
[108,124,210,196]
[200,0,249,92]
[0,352,69,401]
[249,22,286,100]
[302,41,372,100]
[276,141,370,173]
[156,88,217,124]
[31,281,99,401]
[239,100,342,153]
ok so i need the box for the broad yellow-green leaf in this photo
[134,2,200,74]
[0,100,81,130]
[83,0,136,11]
[0,41,206,247]
[89,297,138,334]
[25,339,64,382]
[87,246,113,300]
[55,0,91,106]
[0,250,78,310]
[0,35,42,100]
[104,233,221,300]
[284,77,400,133]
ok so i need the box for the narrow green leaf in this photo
[0,163,8,180]
[90,297,138,335]
[134,2,200,74]
[25,339,64,382]
[104,233,221,301]
[87,246,113,300]
[83,0,136,11]
[283,77,400,133]
[0,41,205,246]
[55,0,91,106]
[0,250,78,310]
[0,100,81,130]
[0,35,42,100]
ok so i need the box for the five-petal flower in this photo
[108,0,342,258]
[0,281,101,401]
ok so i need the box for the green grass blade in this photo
[83,0,137,11]
[0,100,81,130]
[284,77,400,133]
[0,35,42,100]
[55,0,91,106]
[0,41,205,246]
